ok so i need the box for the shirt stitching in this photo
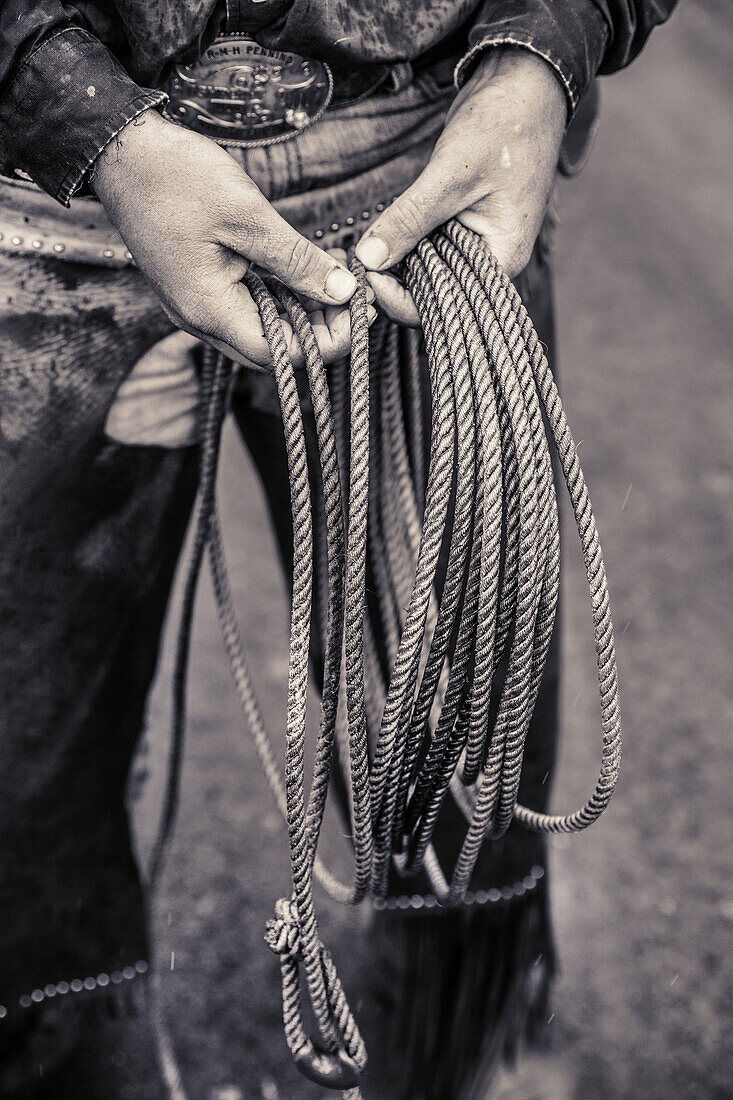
[57,91,168,206]
[454,36,580,117]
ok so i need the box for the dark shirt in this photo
[0,0,676,206]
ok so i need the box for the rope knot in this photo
[264,897,301,958]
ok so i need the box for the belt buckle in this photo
[162,34,333,147]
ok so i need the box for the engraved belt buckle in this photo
[162,34,333,148]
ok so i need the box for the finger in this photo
[311,304,378,365]
[456,206,537,281]
[324,302,343,332]
[220,184,358,306]
[309,309,342,363]
[366,271,420,327]
[301,282,374,314]
[198,333,269,372]
[200,284,376,371]
[354,158,461,272]
[180,281,309,370]
[325,247,376,306]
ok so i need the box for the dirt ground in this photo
[127,4,733,1097]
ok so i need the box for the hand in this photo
[92,110,374,368]
[354,49,567,325]
[102,252,362,449]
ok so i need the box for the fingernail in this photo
[355,236,389,270]
[367,305,378,324]
[325,266,357,302]
[366,285,376,304]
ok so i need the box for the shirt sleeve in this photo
[0,5,167,206]
[455,0,677,120]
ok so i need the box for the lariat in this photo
[151,222,622,1097]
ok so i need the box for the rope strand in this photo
[151,223,621,1096]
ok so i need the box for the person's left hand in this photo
[355,48,567,325]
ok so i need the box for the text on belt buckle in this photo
[162,34,333,148]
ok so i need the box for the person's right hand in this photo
[92,108,373,369]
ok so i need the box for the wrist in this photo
[90,107,169,201]
[467,47,568,132]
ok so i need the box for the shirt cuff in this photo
[454,0,610,121]
[0,27,167,206]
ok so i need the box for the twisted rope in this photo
[152,224,621,1096]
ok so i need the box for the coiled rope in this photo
[150,222,621,1097]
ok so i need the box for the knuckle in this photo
[391,193,426,241]
[283,234,321,286]
[159,301,186,330]
[489,203,536,274]
[218,176,263,236]
[495,200,524,238]
[514,243,534,274]
[511,228,536,275]
[175,296,207,332]
[176,291,221,339]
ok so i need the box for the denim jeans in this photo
[0,74,559,1017]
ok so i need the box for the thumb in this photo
[354,161,456,272]
[223,185,358,307]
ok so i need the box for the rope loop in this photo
[265,896,366,1092]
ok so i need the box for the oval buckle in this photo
[294,1042,361,1090]
[163,34,333,148]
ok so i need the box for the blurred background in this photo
[118,1,732,1096]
